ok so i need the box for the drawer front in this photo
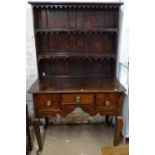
[35,94,60,111]
[96,93,122,112]
[62,94,94,105]
[61,94,95,112]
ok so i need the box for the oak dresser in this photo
[28,2,125,150]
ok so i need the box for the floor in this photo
[29,123,126,155]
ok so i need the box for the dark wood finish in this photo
[35,94,60,109]
[28,2,125,150]
[105,115,112,126]
[34,94,61,117]
[62,94,94,104]
[26,105,32,154]
[113,116,123,146]
[96,93,122,113]
[33,119,42,150]
[29,78,125,93]
[30,2,120,80]
[44,117,49,129]
[61,94,95,116]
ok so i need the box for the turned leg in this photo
[113,116,123,146]
[33,119,42,151]
[44,117,49,129]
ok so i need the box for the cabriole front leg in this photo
[113,116,123,146]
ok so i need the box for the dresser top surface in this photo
[28,77,126,94]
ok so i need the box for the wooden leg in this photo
[33,119,42,151]
[44,117,49,129]
[113,116,123,146]
[26,124,32,151]
[105,115,109,124]
[26,105,32,151]
[105,115,112,126]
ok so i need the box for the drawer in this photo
[96,93,122,111]
[61,94,95,112]
[34,94,61,113]
[62,94,94,105]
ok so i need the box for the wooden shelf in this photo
[35,28,118,34]
[29,2,123,9]
[30,2,122,81]
[37,52,116,61]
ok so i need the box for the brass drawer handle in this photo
[75,96,81,103]
[46,100,52,107]
[105,100,111,106]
